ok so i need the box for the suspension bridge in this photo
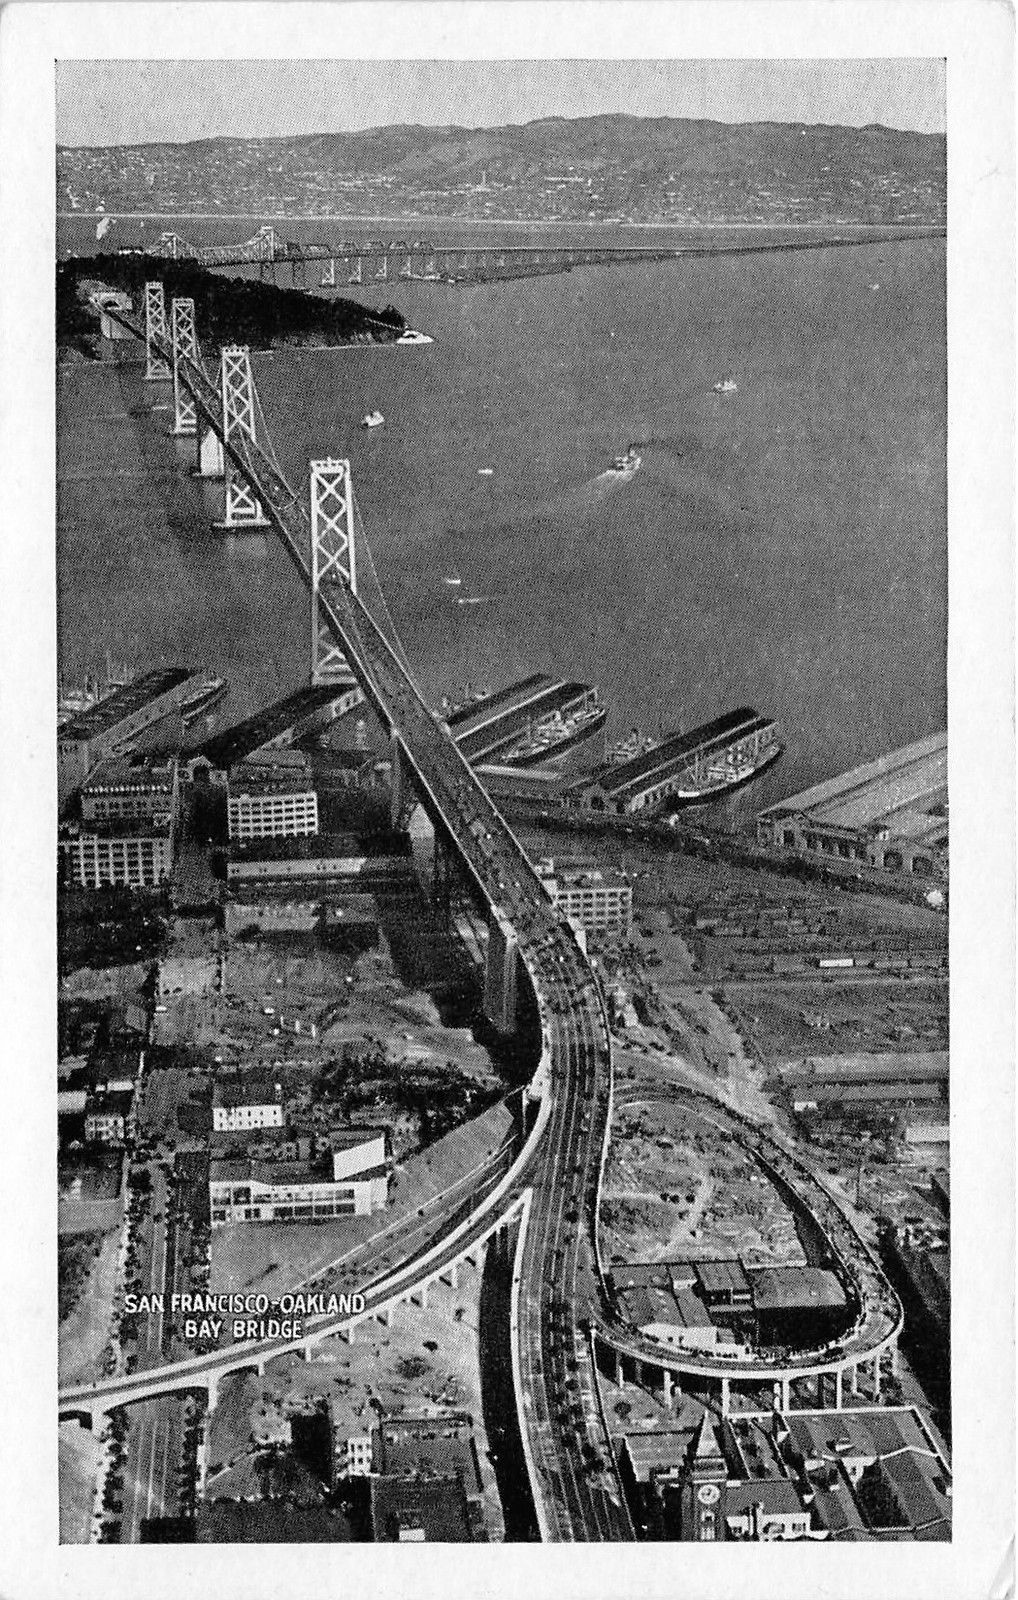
[64,282,904,1542]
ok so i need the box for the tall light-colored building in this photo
[536,856,632,939]
[227,751,319,842]
[59,817,174,889]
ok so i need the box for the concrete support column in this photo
[483,912,519,1036]
[206,1374,219,1413]
[389,735,406,830]
[418,1282,429,1311]
[449,1262,459,1291]
[197,426,225,478]
[890,1341,899,1378]
[781,1378,790,1414]
[873,1355,882,1398]
[850,1362,859,1395]
[720,1377,730,1416]
[662,1370,672,1407]
[835,1367,843,1411]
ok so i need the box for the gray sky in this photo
[56,59,945,146]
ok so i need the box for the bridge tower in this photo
[309,458,358,683]
[214,346,269,529]
[143,281,171,381]
[169,298,198,436]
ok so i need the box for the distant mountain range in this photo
[58,114,946,227]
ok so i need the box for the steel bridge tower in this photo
[309,458,358,683]
[169,298,198,436]
[214,346,269,529]
[143,281,171,381]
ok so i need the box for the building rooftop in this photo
[725,1478,805,1517]
[60,815,173,840]
[228,754,315,796]
[748,1265,846,1312]
[370,1475,473,1542]
[59,667,194,743]
[228,831,366,864]
[695,1259,752,1300]
[213,1078,280,1109]
[621,1428,698,1480]
[376,1415,482,1499]
[82,752,178,792]
[85,1087,134,1117]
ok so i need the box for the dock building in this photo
[447,675,606,772]
[187,682,362,783]
[574,709,781,815]
[59,667,201,801]
[755,732,948,880]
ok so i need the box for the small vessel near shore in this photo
[604,447,642,481]
[713,377,738,393]
[361,410,385,429]
[396,329,433,345]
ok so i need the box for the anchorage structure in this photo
[143,281,171,381]
[170,298,199,436]
[215,346,269,529]
[310,457,358,683]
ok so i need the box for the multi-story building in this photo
[212,1079,284,1133]
[535,856,633,940]
[59,815,175,889]
[84,1086,134,1144]
[80,753,179,825]
[227,751,319,842]
[756,732,948,881]
[210,1129,388,1225]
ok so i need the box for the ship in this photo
[361,410,385,429]
[497,697,608,768]
[58,656,134,726]
[713,377,738,394]
[576,707,782,814]
[396,329,434,345]
[179,676,229,729]
[604,447,641,480]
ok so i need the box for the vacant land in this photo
[204,1263,504,1539]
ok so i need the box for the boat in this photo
[499,698,608,768]
[604,447,642,480]
[477,468,494,476]
[58,656,135,726]
[396,329,434,345]
[713,378,738,394]
[361,410,385,429]
[583,708,782,813]
[179,676,229,729]
[443,576,463,587]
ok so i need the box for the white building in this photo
[227,752,319,842]
[212,1079,284,1133]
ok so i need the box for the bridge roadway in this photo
[71,304,902,1533]
[595,1080,903,1384]
[69,304,633,1539]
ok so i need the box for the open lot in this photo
[204,1263,504,1539]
